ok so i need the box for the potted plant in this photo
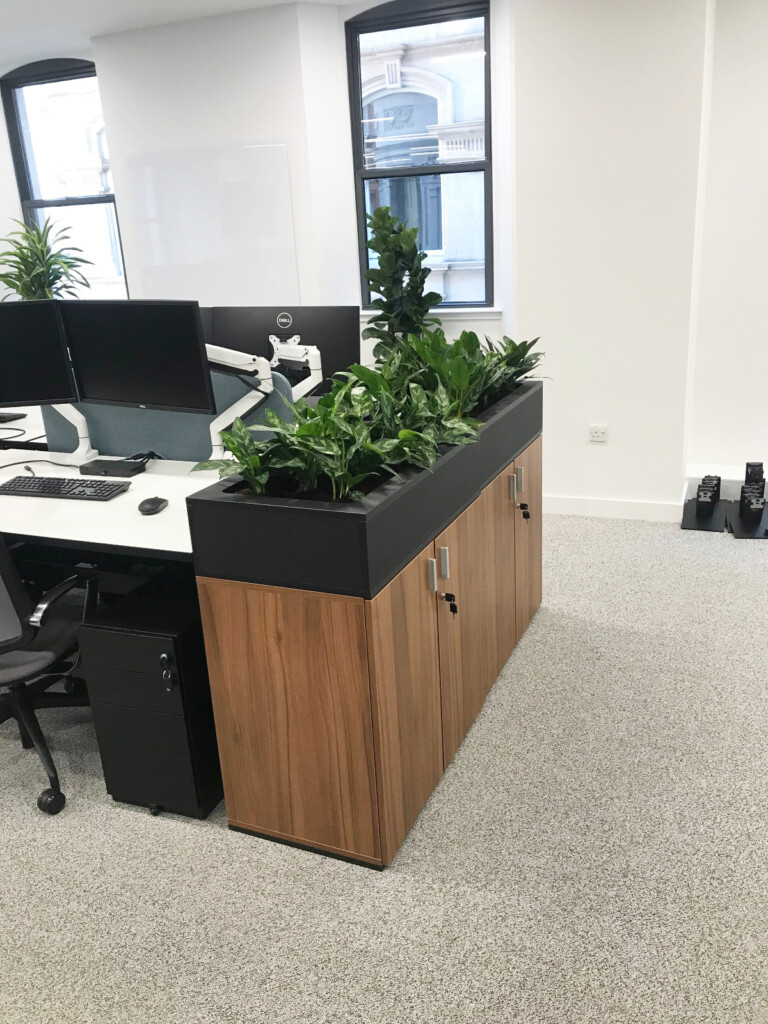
[187,208,543,598]
[0,218,91,299]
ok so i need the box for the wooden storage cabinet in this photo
[198,436,542,865]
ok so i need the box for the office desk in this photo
[0,405,46,447]
[0,448,218,560]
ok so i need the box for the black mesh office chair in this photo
[0,533,95,814]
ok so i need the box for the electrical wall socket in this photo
[589,423,608,443]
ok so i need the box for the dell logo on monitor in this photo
[276,312,293,330]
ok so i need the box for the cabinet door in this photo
[197,578,381,865]
[514,435,543,639]
[365,549,443,864]
[487,463,518,675]
[436,487,499,767]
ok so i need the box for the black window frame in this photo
[0,58,128,295]
[346,0,493,309]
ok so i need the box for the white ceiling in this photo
[0,0,345,73]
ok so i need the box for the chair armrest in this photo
[29,575,84,628]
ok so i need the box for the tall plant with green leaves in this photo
[362,206,443,360]
[0,218,92,300]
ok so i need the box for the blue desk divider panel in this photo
[41,371,293,463]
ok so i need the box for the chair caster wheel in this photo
[37,789,66,815]
[64,677,87,697]
[149,804,161,816]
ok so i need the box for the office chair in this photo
[0,533,96,814]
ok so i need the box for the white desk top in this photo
[0,442,218,557]
[0,405,46,444]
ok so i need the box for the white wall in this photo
[688,0,768,470]
[4,0,767,517]
[92,4,360,307]
[296,2,361,305]
[514,0,709,519]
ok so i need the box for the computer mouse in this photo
[138,496,168,516]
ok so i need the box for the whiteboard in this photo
[124,143,299,306]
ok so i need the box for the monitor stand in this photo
[208,389,270,460]
[49,404,99,467]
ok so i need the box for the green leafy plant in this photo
[195,377,441,502]
[347,363,478,449]
[362,206,442,360]
[0,218,92,300]
[377,328,543,418]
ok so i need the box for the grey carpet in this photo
[1,516,767,1024]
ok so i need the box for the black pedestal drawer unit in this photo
[78,583,223,818]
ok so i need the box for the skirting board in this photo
[544,494,682,523]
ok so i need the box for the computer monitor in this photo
[59,300,215,414]
[209,306,360,394]
[0,300,78,407]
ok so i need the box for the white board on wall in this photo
[124,142,299,306]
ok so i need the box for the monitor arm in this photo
[269,335,323,402]
[49,405,99,467]
[206,344,273,459]
[206,338,324,459]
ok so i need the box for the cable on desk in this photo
[0,459,68,472]
[127,451,166,464]
[0,427,26,439]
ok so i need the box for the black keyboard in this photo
[0,476,131,501]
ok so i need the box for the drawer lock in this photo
[159,653,175,692]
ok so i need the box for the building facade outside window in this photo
[1,59,127,299]
[347,0,492,306]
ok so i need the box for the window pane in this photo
[365,171,486,304]
[33,204,127,299]
[14,76,114,200]
[358,18,486,170]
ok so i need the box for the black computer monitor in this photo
[59,300,215,414]
[209,306,360,395]
[0,300,78,407]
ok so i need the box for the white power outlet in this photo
[589,423,608,443]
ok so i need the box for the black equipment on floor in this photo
[681,474,728,532]
[77,582,222,818]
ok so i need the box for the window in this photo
[1,59,127,299]
[347,0,492,307]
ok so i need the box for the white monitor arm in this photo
[206,344,273,459]
[269,335,324,402]
[48,405,99,467]
[206,338,324,459]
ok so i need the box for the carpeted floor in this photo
[1,516,767,1024]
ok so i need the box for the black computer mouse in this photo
[138,496,168,515]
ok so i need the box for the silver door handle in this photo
[509,472,517,501]
[439,546,450,579]
[427,558,437,593]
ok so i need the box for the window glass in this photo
[33,204,125,300]
[358,18,486,172]
[14,76,113,201]
[349,6,492,306]
[3,65,128,299]
[365,171,486,304]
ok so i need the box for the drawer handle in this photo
[159,653,174,693]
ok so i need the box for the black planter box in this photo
[186,381,543,599]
